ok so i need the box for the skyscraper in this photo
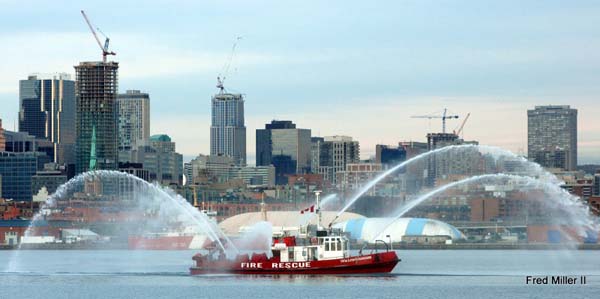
[117,90,150,151]
[528,105,578,170]
[74,61,119,173]
[210,93,246,165]
[18,73,76,166]
[256,120,311,184]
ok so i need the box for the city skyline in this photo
[1,1,600,163]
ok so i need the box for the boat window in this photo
[288,248,294,260]
[332,241,337,251]
[302,249,306,257]
[337,239,342,251]
[325,242,330,251]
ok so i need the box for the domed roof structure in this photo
[334,217,464,243]
[219,211,364,235]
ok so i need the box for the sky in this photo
[1,0,599,164]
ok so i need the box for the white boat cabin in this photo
[273,235,350,262]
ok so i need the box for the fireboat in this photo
[189,191,400,275]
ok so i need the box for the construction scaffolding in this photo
[75,61,119,174]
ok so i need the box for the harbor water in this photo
[2,249,599,298]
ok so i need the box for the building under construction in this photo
[75,61,119,173]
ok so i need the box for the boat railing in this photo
[371,240,390,254]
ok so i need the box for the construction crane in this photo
[453,112,471,138]
[411,108,459,134]
[81,10,116,63]
[217,36,242,93]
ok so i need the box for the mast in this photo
[315,190,322,229]
[261,192,267,221]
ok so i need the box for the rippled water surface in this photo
[2,250,599,299]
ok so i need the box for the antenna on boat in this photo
[261,192,267,222]
[315,190,322,229]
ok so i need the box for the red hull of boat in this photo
[190,251,399,275]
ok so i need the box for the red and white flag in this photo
[300,205,315,214]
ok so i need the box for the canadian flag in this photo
[300,205,315,214]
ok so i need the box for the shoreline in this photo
[2,243,600,250]
[354,243,600,250]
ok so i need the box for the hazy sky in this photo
[1,0,599,163]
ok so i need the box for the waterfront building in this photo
[256,120,311,185]
[75,61,119,173]
[0,152,38,201]
[210,93,246,165]
[527,105,578,170]
[18,73,76,166]
[117,90,150,151]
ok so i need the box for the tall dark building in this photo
[3,130,52,169]
[18,73,76,166]
[0,152,38,201]
[0,129,52,201]
[74,61,119,173]
[256,120,311,185]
